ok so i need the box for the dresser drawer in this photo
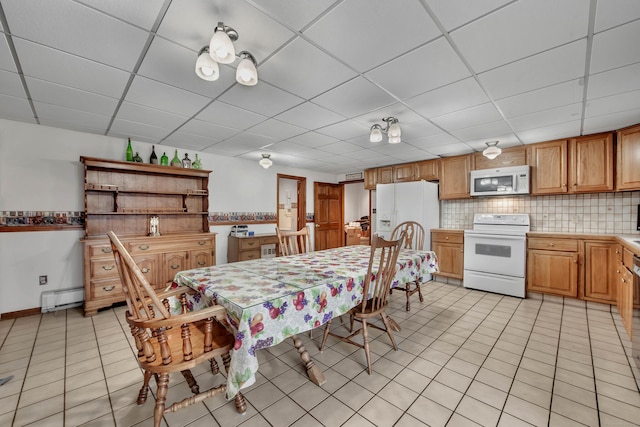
[238,250,261,261]
[89,243,114,258]
[239,238,261,250]
[260,236,279,245]
[528,237,578,252]
[90,258,119,280]
[432,231,463,244]
[90,278,123,299]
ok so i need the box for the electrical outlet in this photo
[39,275,48,286]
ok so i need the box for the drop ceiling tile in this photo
[451,0,589,73]
[218,81,304,117]
[315,141,362,155]
[75,0,166,30]
[316,120,370,140]
[425,0,513,31]
[291,148,336,160]
[386,148,433,163]
[431,103,503,132]
[214,131,276,151]
[404,77,489,118]
[478,40,587,100]
[465,134,521,151]
[157,0,294,62]
[352,103,425,128]
[177,119,239,142]
[594,0,640,33]
[312,77,396,118]
[33,102,111,133]
[125,75,212,117]
[371,141,427,156]
[342,148,392,162]
[0,94,34,122]
[163,132,220,151]
[587,62,640,99]
[304,0,440,73]
[495,79,584,118]
[516,120,582,144]
[583,108,640,134]
[406,133,461,150]
[107,130,163,145]
[365,38,470,100]
[116,102,190,131]
[258,38,357,100]
[425,142,474,156]
[196,101,266,130]
[13,38,130,98]
[249,0,336,31]
[585,89,640,118]
[137,37,237,99]
[401,120,449,141]
[285,131,338,148]
[267,141,314,155]
[2,0,149,71]
[0,70,26,98]
[590,20,640,74]
[508,103,583,132]
[275,102,345,130]
[0,37,17,72]
[109,118,174,141]
[451,120,513,142]
[201,140,255,157]
[25,77,118,116]
[245,119,307,141]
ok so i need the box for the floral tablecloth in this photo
[173,245,438,399]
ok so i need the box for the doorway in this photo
[277,174,306,233]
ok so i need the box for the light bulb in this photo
[236,54,258,86]
[209,27,235,64]
[370,126,383,143]
[195,49,219,81]
[388,122,401,138]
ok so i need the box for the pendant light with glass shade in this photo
[236,51,258,86]
[259,154,273,169]
[482,141,502,159]
[209,22,237,64]
[369,117,401,144]
[195,47,220,81]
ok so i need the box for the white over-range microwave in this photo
[470,165,530,196]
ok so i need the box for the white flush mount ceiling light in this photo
[259,153,273,169]
[370,117,401,144]
[482,141,502,159]
[196,21,258,86]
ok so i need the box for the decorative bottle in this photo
[160,152,168,166]
[192,154,202,169]
[150,145,158,164]
[182,153,192,168]
[170,149,181,167]
[133,152,143,163]
[125,138,133,162]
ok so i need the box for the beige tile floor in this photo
[1,281,640,427]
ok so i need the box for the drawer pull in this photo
[197,261,206,266]
[141,268,150,274]
[101,248,112,254]
[103,285,116,292]
[138,245,150,251]
[171,264,180,269]
[198,241,207,246]
[445,237,449,240]
[247,241,256,246]
[102,265,114,271]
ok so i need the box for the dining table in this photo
[172,244,438,399]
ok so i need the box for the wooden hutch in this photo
[80,156,215,316]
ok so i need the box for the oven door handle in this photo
[465,233,525,241]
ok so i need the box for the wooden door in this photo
[314,182,343,251]
[529,139,568,195]
[616,124,640,190]
[569,133,614,193]
[584,241,616,303]
[526,249,578,297]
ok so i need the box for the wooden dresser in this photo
[227,234,279,262]
[80,156,216,316]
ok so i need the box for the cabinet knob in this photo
[101,248,112,254]
[549,243,555,247]
[197,261,206,266]
[170,264,180,269]
[445,236,449,240]
[141,268,150,274]
[198,241,207,246]
[139,245,149,250]
[102,265,114,271]
[103,285,115,292]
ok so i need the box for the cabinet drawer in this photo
[89,243,114,258]
[260,236,279,245]
[432,232,463,244]
[528,237,578,252]
[238,250,261,261]
[91,279,123,299]
[90,258,119,280]
[239,239,261,250]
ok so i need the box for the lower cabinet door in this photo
[527,250,578,297]
[163,251,188,286]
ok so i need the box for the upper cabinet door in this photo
[364,169,378,190]
[472,146,526,171]
[529,139,568,195]
[393,163,417,182]
[377,166,393,185]
[416,159,440,181]
[439,155,471,200]
[616,124,640,191]
[569,133,614,193]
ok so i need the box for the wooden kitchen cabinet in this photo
[472,146,526,170]
[431,230,464,280]
[364,168,378,190]
[583,240,617,304]
[526,237,579,297]
[439,155,471,200]
[393,163,417,182]
[227,234,279,263]
[616,123,640,191]
[529,139,568,195]
[569,133,614,193]
[80,156,216,316]
[614,245,635,339]
[416,159,440,181]
[377,166,394,185]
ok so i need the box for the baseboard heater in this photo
[41,288,84,313]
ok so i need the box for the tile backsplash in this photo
[442,191,640,234]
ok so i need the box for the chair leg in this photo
[320,319,332,351]
[154,372,170,427]
[380,313,398,351]
[405,283,412,311]
[180,369,199,394]
[361,319,372,374]
[417,280,424,302]
[349,313,355,332]
[222,353,247,414]
[210,357,220,375]
[137,370,153,405]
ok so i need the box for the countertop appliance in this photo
[464,213,530,297]
[470,165,530,197]
[375,180,440,260]
[633,256,640,371]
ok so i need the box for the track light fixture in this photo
[482,141,502,159]
[195,21,258,86]
[259,153,273,169]
[370,117,401,144]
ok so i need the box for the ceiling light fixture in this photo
[259,153,272,169]
[196,21,258,86]
[482,141,502,159]
[370,117,401,144]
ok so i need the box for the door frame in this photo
[276,174,307,232]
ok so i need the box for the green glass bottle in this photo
[149,145,158,164]
[133,152,143,163]
[160,152,168,166]
[170,149,181,167]
[125,138,133,162]
[192,154,202,169]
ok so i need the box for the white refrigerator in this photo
[375,181,440,251]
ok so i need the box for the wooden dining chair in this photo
[391,221,426,311]
[107,231,246,427]
[276,226,311,256]
[319,233,403,374]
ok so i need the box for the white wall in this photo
[344,182,368,224]
[0,119,336,314]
